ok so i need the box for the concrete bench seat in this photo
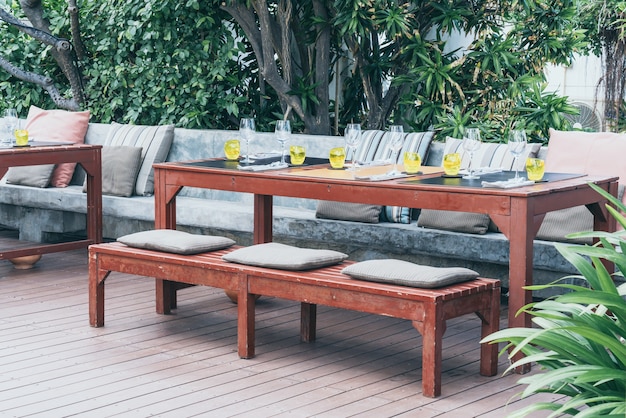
[89,241,500,397]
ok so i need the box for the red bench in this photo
[89,242,500,397]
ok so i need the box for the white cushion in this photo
[342,259,479,288]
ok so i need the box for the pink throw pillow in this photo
[545,129,626,204]
[24,105,90,187]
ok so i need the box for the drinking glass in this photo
[525,157,545,182]
[508,129,527,182]
[344,123,362,169]
[443,153,462,175]
[329,147,346,169]
[274,120,291,167]
[462,128,482,179]
[387,125,404,175]
[289,145,306,165]
[3,109,17,146]
[224,139,241,160]
[403,151,421,174]
[239,118,255,164]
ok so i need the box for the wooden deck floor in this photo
[0,246,563,417]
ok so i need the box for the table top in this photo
[156,158,617,199]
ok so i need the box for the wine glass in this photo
[3,109,17,146]
[387,125,404,175]
[462,128,482,179]
[508,129,527,182]
[239,118,255,164]
[274,120,291,167]
[344,123,362,170]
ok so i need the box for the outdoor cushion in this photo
[443,136,541,171]
[117,229,235,255]
[316,201,382,223]
[380,206,412,224]
[104,122,174,196]
[417,210,491,234]
[536,206,593,245]
[5,164,56,188]
[546,129,626,205]
[24,105,90,187]
[222,242,348,270]
[83,146,143,197]
[341,259,479,288]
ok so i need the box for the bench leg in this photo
[300,303,317,342]
[88,253,110,327]
[238,274,255,359]
[155,279,176,314]
[478,286,501,377]
[413,303,444,398]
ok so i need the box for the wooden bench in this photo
[89,242,500,397]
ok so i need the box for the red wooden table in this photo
[153,160,617,336]
[0,143,102,259]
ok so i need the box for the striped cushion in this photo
[443,137,541,171]
[104,123,174,196]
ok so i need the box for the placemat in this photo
[10,140,76,148]
[183,156,329,170]
[283,165,443,180]
[401,171,585,187]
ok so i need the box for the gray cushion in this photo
[536,206,593,245]
[222,242,348,270]
[341,259,479,288]
[117,229,236,255]
[104,123,174,196]
[316,201,382,223]
[417,210,491,235]
[84,146,143,197]
[5,164,56,188]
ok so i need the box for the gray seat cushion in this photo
[222,242,348,270]
[117,229,235,255]
[342,259,479,288]
[5,164,56,188]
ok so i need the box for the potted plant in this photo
[483,183,626,417]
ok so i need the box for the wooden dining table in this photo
[0,143,102,259]
[153,159,617,337]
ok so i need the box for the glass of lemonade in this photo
[525,157,545,181]
[224,139,241,160]
[403,151,421,174]
[289,145,306,165]
[443,153,461,175]
[329,147,346,169]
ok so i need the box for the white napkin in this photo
[355,172,408,181]
[460,167,503,176]
[238,162,287,171]
[481,179,535,189]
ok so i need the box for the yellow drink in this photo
[14,129,28,146]
[290,145,306,165]
[443,153,461,175]
[329,147,346,169]
[224,139,240,160]
[525,157,545,181]
[403,151,421,174]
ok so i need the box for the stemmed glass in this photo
[239,118,255,164]
[462,128,482,179]
[344,123,362,170]
[3,109,17,146]
[387,125,404,175]
[274,120,291,167]
[508,129,527,182]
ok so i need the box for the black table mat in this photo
[401,171,585,187]
[183,156,329,170]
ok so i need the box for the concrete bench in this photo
[88,241,500,397]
